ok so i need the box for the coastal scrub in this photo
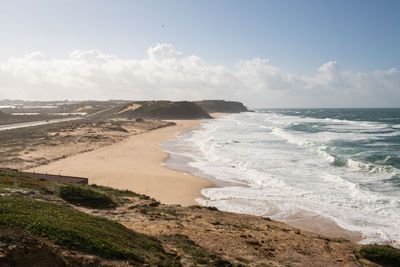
[0,196,178,264]
[360,245,400,266]
[59,185,116,209]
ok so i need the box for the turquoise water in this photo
[164,109,400,245]
[271,108,400,193]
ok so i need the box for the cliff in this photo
[194,100,248,113]
[116,101,212,120]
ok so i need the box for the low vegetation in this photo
[360,245,400,266]
[0,170,53,191]
[89,183,150,199]
[59,185,116,209]
[0,196,178,265]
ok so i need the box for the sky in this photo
[0,0,399,108]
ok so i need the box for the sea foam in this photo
[163,109,400,246]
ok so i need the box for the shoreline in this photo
[161,114,364,243]
[30,113,363,243]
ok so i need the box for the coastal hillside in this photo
[0,170,394,266]
[194,100,248,113]
[0,111,11,122]
[0,110,18,125]
[0,100,248,124]
[116,101,212,120]
[0,111,10,119]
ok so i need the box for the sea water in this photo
[162,109,400,245]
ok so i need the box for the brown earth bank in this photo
[0,175,382,267]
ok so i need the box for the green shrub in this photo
[59,185,116,209]
[206,206,219,211]
[89,184,150,199]
[0,196,178,264]
[188,205,202,210]
[360,245,400,266]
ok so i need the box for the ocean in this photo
[162,109,400,246]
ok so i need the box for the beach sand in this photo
[30,114,363,242]
[30,119,213,206]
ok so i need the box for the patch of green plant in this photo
[188,205,202,210]
[59,185,116,209]
[89,184,150,199]
[0,188,8,194]
[234,224,262,232]
[0,171,150,202]
[0,170,33,181]
[0,196,179,264]
[0,171,53,190]
[136,205,179,216]
[162,234,232,266]
[0,170,22,178]
[236,257,250,264]
[360,245,400,266]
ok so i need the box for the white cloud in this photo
[0,43,399,107]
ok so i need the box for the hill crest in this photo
[194,100,248,113]
[116,101,212,120]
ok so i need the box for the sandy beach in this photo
[30,119,213,206]
[28,114,363,242]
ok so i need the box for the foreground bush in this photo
[59,185,116,209]
[360,245,400,266]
